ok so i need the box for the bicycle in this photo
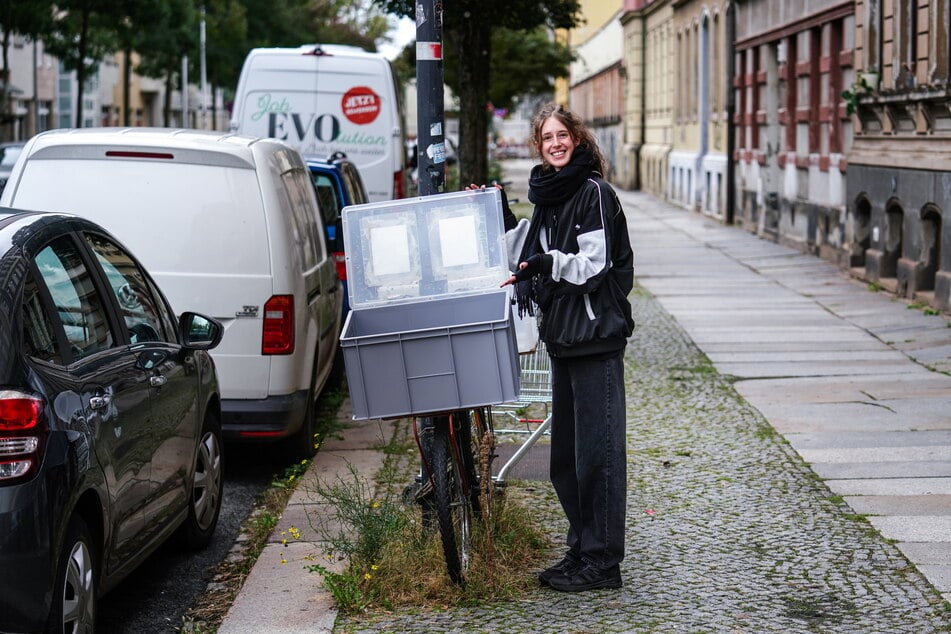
[406,342,553,585]
[410,407,495,585]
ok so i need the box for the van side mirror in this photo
[179,312,223,350]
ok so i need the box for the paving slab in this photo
[897,541,951,564]
[825,478,951,496]
[217,542,340,634]
[844,494,951,516]
[867,516,951,544]
[796,445,951,465]
[812,461,951,479]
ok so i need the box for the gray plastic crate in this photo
[340,291,519,420]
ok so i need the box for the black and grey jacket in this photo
[506,176,634,358]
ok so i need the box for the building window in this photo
[931,0,949,83]
[864,0,882,71]
[894,0,918,87]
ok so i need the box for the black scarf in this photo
[514,145,596,317]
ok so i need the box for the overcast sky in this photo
[380,15,415,60]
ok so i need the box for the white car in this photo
[0,128,342,459]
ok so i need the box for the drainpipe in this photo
[637,13,646,192]
[725,0,737,224]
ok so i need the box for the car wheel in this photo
[179,414,223,549]
[285,356,320,461]
[48,516,97,634]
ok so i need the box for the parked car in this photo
[0,128,343,459]
[0,208,224,633]
[0,141,25,195]
[306,151,369,316]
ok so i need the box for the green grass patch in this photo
[303,465,549,614]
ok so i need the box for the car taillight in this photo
[0,390,45,482]
[262,295,294,355]
[394,170,405,199]
[333,251,347,281]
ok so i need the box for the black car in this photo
[0,208,224,633]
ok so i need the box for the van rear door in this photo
[3,149,275,401]
[232,46,404,202]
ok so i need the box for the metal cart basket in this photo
[493,340,553,482]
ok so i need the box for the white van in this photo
[230,44,407,203]
[0,128,342,459]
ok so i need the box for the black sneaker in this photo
[537,554,583,587]
[547,562,622,592]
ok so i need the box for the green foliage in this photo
[444,27,574,115]
[374,0,583,185]
[841,72,878,116]
[0,0,55,42]
[44,0,119,76]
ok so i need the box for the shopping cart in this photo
[492,340,553,483]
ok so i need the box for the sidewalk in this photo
[218,190,950,633]
[624,190,951,604]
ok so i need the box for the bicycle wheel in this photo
[419,414,472,585]
[458,408,494,521]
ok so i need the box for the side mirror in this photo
[179,312,223,350]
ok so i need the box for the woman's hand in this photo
[500,265,524,287]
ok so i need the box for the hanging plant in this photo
[842,71,879,116]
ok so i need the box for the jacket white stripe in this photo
[549,179,609,285]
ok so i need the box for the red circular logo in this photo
[341,86,381,125]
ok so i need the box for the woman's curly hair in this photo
[529,102,606,175]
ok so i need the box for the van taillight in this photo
[333,252,347,281]
[394,170,405,199]
[262,295,294,355]
[0,390,45,482]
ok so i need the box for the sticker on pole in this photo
[341,86,381,125]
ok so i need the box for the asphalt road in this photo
[96,442,296,633]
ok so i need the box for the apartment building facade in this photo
[733,1,855,261]
[848,0,951,310]
[668,0,731,218]
[621,0,675,196]
[2,36,225,142]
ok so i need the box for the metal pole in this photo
[181,56,189,127]
[415,0,446,196]
[200,5,208,129]
[31,39,38,136]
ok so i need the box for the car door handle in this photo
[89,395,111,409]
[150,376,167,388]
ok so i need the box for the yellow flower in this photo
[364,573,372,580]
[371,564,379,571]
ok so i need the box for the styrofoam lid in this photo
[342,188,508,308]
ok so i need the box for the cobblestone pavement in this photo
[334,286,950,633]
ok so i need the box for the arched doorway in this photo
[852,195,872,268]
[919,205,942,292]
[881,201,904,279]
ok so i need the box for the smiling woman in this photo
[501,101,635,593]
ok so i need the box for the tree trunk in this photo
[164,71,173,126]
[451,11,490,186]
[123,46,131,126]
